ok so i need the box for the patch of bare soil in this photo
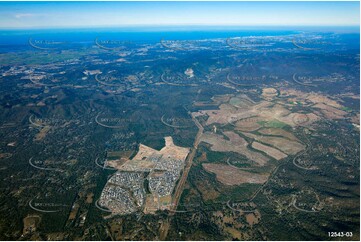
[234,116,263,131]
[23,215,41,235]
[262,88,278,99]
[34,126,51,141]
[245,210,261,227]
[242,132,305,155]
[313,103,348,119]
[200,131,269,166]
[258,128,300,141]
[252,142,287,160]
[202,163,269,185]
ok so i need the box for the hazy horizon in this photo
[0,2,359,29]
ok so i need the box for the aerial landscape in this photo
[0,1,359,241]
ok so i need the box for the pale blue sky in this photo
[0,2,359,29]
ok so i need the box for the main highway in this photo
[159,113,204,240]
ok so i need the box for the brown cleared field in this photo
[252,142,287,160]
[278,88,350,121]
[213,94,233,103]
[34,126,51,141]
[194,94,232,106]
[68,203,80,220]
[132,144,158,160]
[104,147,134,169]
[159,194,172,206]
[289,112,320,126]
[106,159,128,169]
[23,215,41,234]
[261,88,278,99]
[150,170,165,178]
[118,158,155,171]
[245,210,261,227]
[195,96,299,128]
[144,194,159,214]
[194,91,349,137]
[229,96,255,108]
[280,88,343,107]
[192,103,239,125]
[351,113,360,124]
[234,116,262,131]
[200,131,269,166]
[202,163,269,185]
[120,137,190,171]
[242,132,305,155]
[307,92,344,108]
[159,136,190,160]
[225,227,242,240]
[313,103,348,119]
[0,153,12,159]
[223,131,248,146]
[107,150,133,159]
[258,128,300,141]
[86,193,94,204]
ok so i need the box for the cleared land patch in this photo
[34,126,51,141]
[258,128,300,142]
[194,90,349,135]
[202,163,269,185]
[251,142,287,160]
[261,88,278,99]
[200,131,269,166]
[23,215,41,235]
[242,132,305,155]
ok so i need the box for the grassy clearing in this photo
[257,119,288,129]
